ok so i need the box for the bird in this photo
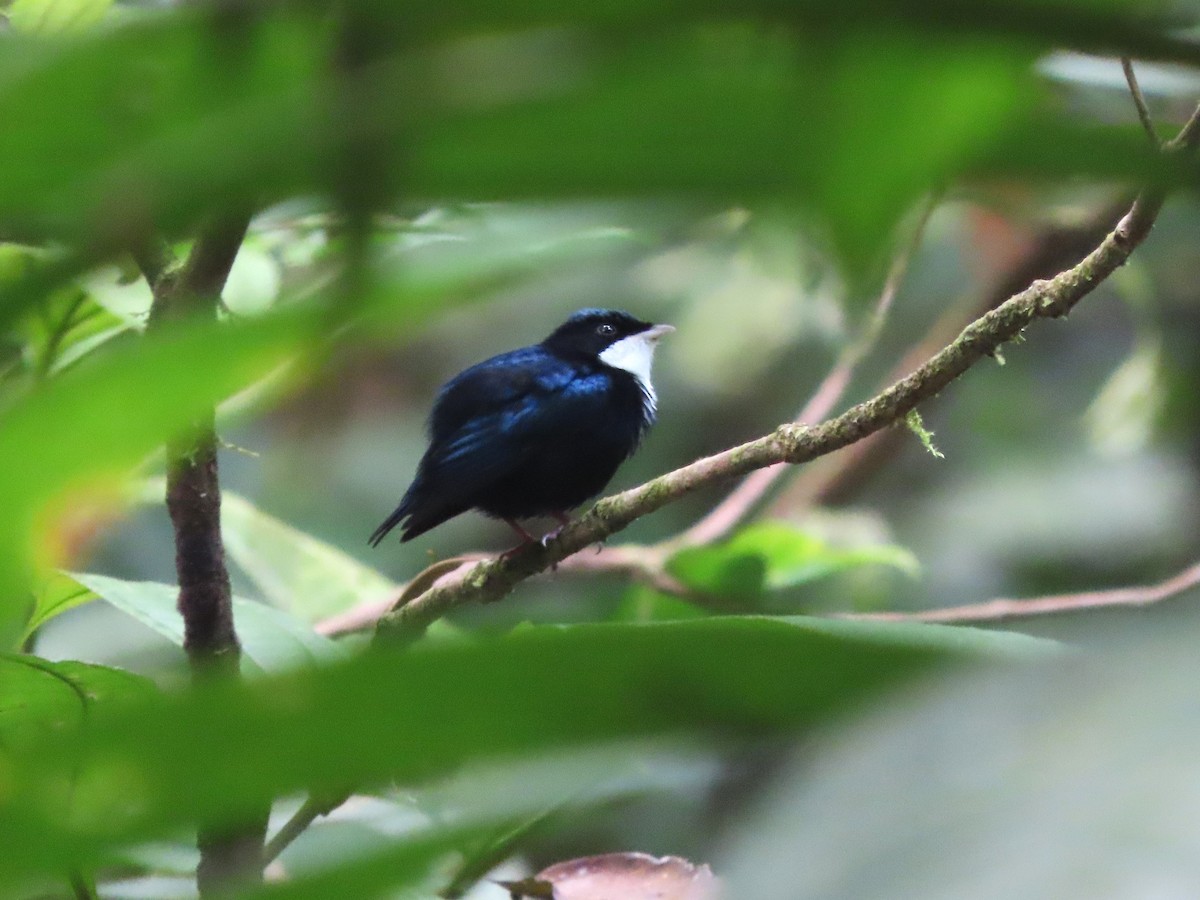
[369,308,673,548]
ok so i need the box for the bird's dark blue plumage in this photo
[369,309,673,546]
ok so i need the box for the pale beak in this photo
[644,324,675,343]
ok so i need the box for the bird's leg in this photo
[499,519,538,560]
[504,518,537,543]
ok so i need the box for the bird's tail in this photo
[368,501,409,547]
[369,481,462,546]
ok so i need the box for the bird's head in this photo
[542,308,674,380]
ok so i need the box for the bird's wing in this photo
[428,348,573,440]
[427,349,607,475]
[396,350,610,529]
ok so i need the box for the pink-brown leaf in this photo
[504,852,718,899]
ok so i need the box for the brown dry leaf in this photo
[502,852,718,899]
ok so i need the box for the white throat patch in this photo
[599,331,662,414]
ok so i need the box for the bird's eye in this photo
[596,323,616,336]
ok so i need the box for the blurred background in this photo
[5,0,1200,895]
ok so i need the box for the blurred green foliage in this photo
[1,0,1199,895]
[0,615,1053,892]
[668,521,919,605]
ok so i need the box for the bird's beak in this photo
[644,324,675,343]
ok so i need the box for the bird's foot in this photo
[540,512,572,548]
[538,531,561,571]
[499,516,575,570]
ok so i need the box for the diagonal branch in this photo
[676,193,937,549]
[318,545,708,638]
[374,101,1200,645]
[774,195,1137,512]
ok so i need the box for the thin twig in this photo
[790,90,1191,510]
[316,556,484,636]
[263,793,348,865]
[440,811,557,899]
[1164,102,1200,150]
[1121,57,1160,148]
[846,560,1200,624]
[677,194,937,549]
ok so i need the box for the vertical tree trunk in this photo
[166,418,239,670]
[142,216,269,895]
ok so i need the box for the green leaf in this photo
[0,654,155,749]
[0,315,301,648]
[22,571,97,642]
[0,656,86,748]
[9,288,128,383]
[0,20,315,276]
[69,572,346,674]
[668,546,768,604]
[8,0,112,33]
[0,616,1056,887]
[48,324,134,376]
[221,491,397,623]
[611,585,710,623]
[668,522,919,604]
